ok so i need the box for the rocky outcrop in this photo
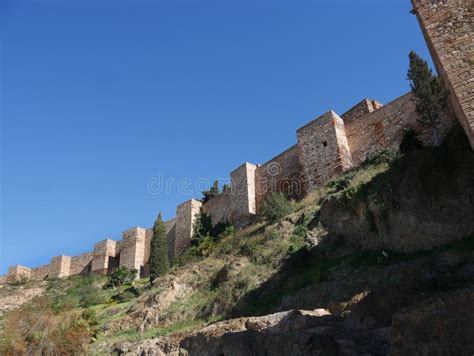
[0,282,46,316]
[391,289,474,356]
[320,128,474,253]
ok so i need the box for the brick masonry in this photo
[297,111,354,192]
[2,0,471,283]
[201,191,232,226]
[344,93,453,166]
[255,145,301,213]
[120,227,147,274]
[411,0,474,149]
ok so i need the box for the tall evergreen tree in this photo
[407,50,447,144]
[149,213,169,285]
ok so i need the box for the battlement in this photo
[1,90,455,284]
[341,98,383,124]
[3,0,471,283]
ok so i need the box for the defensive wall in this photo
[2,90,456,284]
[411,0,474,149]
[3,0,471,283]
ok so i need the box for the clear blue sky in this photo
[0,0,433,274]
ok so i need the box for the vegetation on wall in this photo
[190,212,234,257]
[201,180,221,203]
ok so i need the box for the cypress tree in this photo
[407,50,447,144]
[149,213,169,285]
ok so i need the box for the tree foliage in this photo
[149,213,169,285]
[407,50,447,144]
[201,180,220,203]
[191,212,234,256]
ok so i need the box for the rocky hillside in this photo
[1,125,473,355]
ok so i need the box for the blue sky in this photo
[0,0,433,274]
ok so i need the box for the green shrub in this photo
[264,227,280,240]
[111,287,140,303]
[105,267,137,288]
[239,239,258,257]
[261,192,293,222]
[81,308,99,326]
[293,224,308,239]
[191,212,234,257]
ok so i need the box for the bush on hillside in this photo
[261,192,293,223]
[111,287,140,303]
[0,297,95,354]
[190,212,235,257]
[50,276,109,312]
[105,267,137,289]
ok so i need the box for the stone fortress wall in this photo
[411,0,474,149]
[3,0,472,283]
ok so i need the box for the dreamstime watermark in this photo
[147,161,304,198]
[147,173,232,196]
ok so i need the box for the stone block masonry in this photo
[120,227,147,275]
[344,93,454,166]
[69,252,94,276]
[6,265,31,283]
[91,239,118,274]
[2,0,471,282]
[297,111,354,192]
[412,0,474,149]
[50,255,72,278]
[230,163,257,225]
[1,92,456,284]
[175,199,202,256]
[2,201,204,283]
[255,145,301,214]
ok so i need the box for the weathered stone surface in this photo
[175,199,202,256]
[178,309,339,356]
[391,289,474,355]
[0,282,47,316]
[6,265,31,283]
[297,111,354,192]
[230,162,257,225]
[255,145,302,213]
[412,0,474,149]
[319,143,474,253]
[341,98,383,124]
[120,227,147,274]
[92,239,118,274]
[49,255,71,278]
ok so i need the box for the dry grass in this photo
[0,296,93,354]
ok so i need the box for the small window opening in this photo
[322,141,328,147]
